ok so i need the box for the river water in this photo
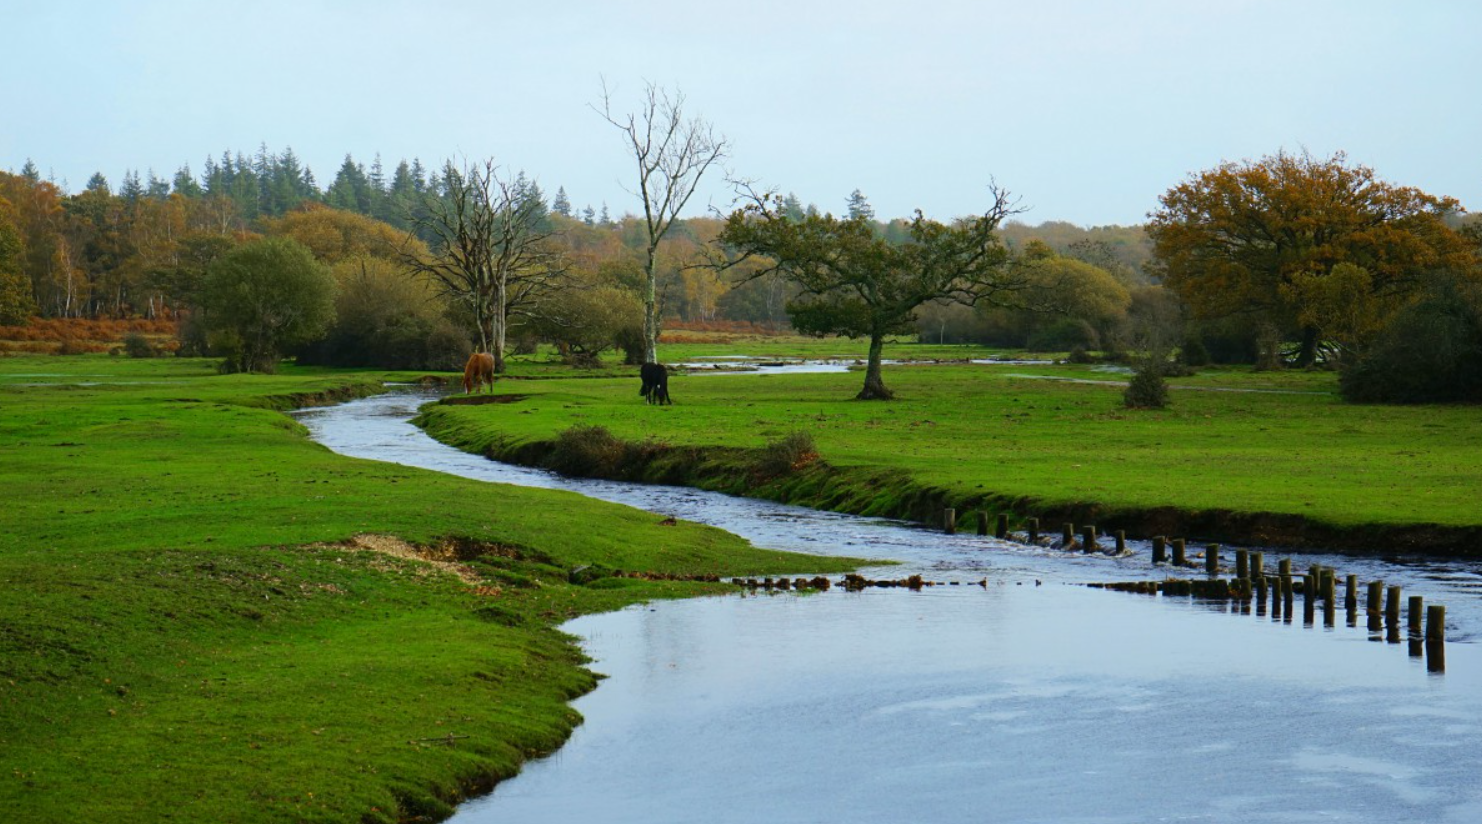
[293,389,1482,823]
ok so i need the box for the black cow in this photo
[639,362,672,405]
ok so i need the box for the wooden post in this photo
[1251,552,1265,578]
[1205,544,1220,574]
[943,508,956,534]
[1366,580,1384,615]
[1321,569,1336,603]
[1062,522,1075,547]
[1172,538,1187,567]
[996,512,1009,539]
[1027,517,1040,543]
[1114,530,1126,554]
[1385,585,1401,626]
[1235,549,1249,580]
[1408,595,1424,635]
[1426,605,1445,642]
[1081,525,1096,553]
[977,511,989,536]
[1345,574,1358,611]
[1302,574,1316,624]
[1426,604,1446,673]
[1152,537,1167,564]
[1278,558,1292,579]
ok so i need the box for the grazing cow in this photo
[462,352,496,394]
[639,362,672,405]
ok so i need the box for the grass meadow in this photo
[0,355,856,823]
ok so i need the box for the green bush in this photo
[1341,278,1482,404]
[1026,318,1099,352]
[1124,362,1169,409]
[1179,336,1210,367]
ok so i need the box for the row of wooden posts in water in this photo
[940,508,1449,673]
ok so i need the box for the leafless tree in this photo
[405,159,568,372]
[597,80,728,363]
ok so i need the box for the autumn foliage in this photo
[1147,151,1476,366]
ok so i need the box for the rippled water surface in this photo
[294,390,1482,823]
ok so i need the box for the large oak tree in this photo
[718,186,1031,399]
[1147,151,1473,365]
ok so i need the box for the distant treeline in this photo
[0,145,1149,329]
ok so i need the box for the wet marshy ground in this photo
[294,389,1482,823]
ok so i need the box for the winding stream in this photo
[294,388,1482,823]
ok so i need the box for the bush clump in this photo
[1341,278,1482,404]
[1179,336,1210,367]
[1066,345,1095,364]
[1124,361,1170,409]
[1026,318,1099,352]
[123,331,155,358]
[547,425,629,477]
[755,432,821,478]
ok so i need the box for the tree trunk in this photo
[492,285,508,373]
[643,245,659,364]
[493,317,507,373]
[856,333,894,400]
[1294,325,1319,368]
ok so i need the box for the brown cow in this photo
[462,352,496,394]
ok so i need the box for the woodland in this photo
[2,141,1480,404]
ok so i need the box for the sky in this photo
[2,0,1478,227]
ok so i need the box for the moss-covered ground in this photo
[0,355,859,823]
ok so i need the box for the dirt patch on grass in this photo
[326,534,487,585]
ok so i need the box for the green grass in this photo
[416,362,1482,531]
[0,355,859,823]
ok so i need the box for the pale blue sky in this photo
[2,0,1477,226]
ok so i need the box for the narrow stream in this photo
[294,389,1482,823]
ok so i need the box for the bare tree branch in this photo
[597,80,728,363]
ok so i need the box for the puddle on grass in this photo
[293,389,1482,824]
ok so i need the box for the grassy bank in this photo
[416,362,1482,553]
[0,356,859,823]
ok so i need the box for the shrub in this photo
[56,337,99,355]
[123,332,154,358]
[1124,361,1169,409]
[422,318,474,372]
[1066,345,1095,364]
[1179,336,1210,367]
[1026,318,1099,352]
[755,432,821,478]
[1340,278,1482,404]
[547,425,628,477]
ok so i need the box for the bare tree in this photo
[405,159,568,371]
[597,80,728,364]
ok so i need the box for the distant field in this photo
[0,355,856,823]
[419,361,1482,532]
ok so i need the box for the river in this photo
[293,388,1482,823]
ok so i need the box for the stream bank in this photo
[414,397,1482,557]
